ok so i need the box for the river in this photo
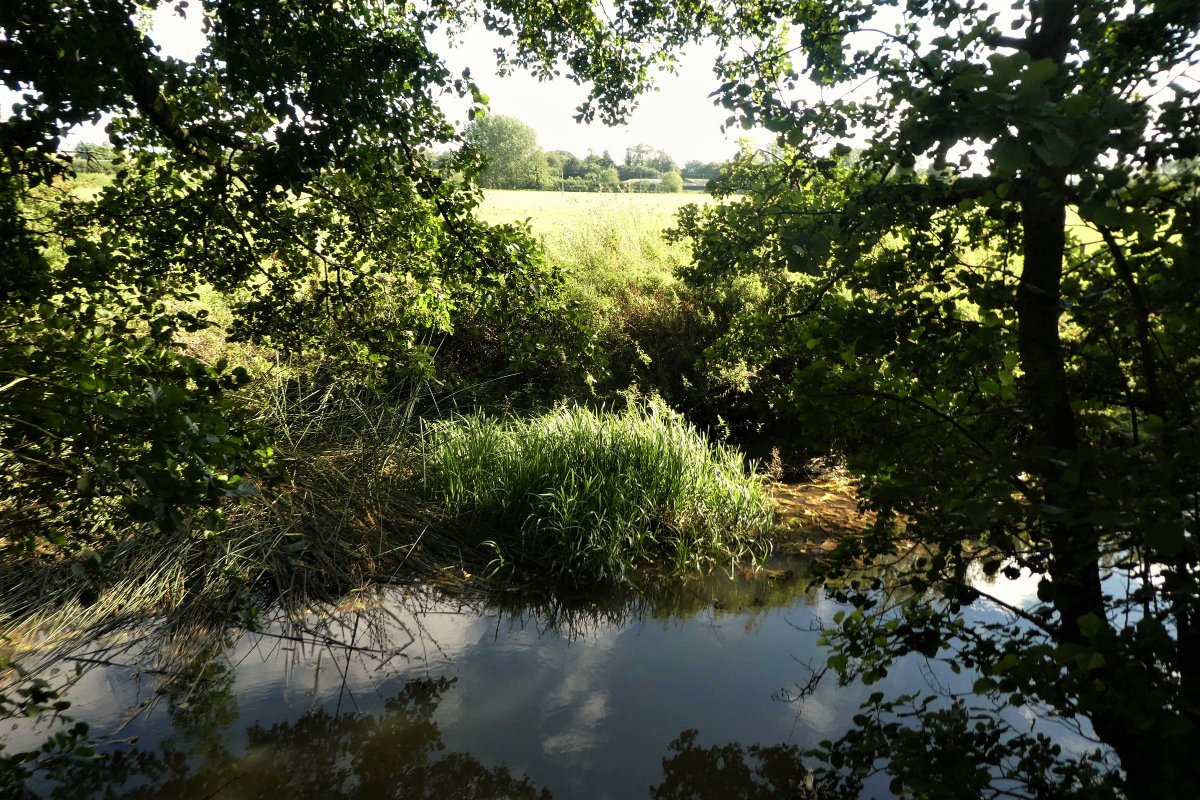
[6,556,1101,799]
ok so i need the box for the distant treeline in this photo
[462,115,728,193]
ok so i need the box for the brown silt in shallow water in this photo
[771,473,875,554]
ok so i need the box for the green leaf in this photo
[1032,129,1078,167]
[1022,59,1057,89]
[991,138,1028,173]
[973,677,998,694]
[1077,613,1103,638]
[987,53,1020,83]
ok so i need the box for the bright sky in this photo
[430,26,771,163]
[31,4,771,164]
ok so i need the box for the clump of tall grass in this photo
[423,400,773,584]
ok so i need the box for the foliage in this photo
[29,672,551,800]
[624,143,678,177]
[465,114,554,190]
[0,658,96,796]
[422,401,773,584]
[1,0,721,559]
[475,189,798,447]
[660,170,685,193]
[812,690,1121,800]
[682,160,726,180]
[652,728,825,800]
[0,381,436,650]
[474,191,716,406]
[9,0,1199,794]
[424,228,600,404]
[68,143,124,175]
[551,171,621,192]
[671,0,1200,797]
[544,149,622,191]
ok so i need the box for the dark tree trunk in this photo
[1013,4,1180,795]
[1017,177,1172,800]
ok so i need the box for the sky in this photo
[20,4,773,164]
[429,26,772,164]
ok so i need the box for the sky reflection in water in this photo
[11,559,1102,799]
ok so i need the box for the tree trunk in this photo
[1013,4,1176,795]
[1017,183,1169,800]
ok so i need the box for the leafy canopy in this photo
[672,0,1200,796]
[0,0,757,553]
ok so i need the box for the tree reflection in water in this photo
[652,729,829,800]
[39,664,549,800]
[21,563,832,800]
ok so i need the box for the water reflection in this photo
[39,666,551,800]
[653,729,822,800]
[8,557,836,799]
[473,558,821,640]
[35,671,827,800]
[6,554,1079,799]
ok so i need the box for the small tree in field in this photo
[464,114,554,189]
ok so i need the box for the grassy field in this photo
[477,189,705,235]
[477,191,706,324]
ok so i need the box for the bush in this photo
[660,170,684,192]
[422,401,773,584]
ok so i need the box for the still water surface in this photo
[12,558,1094,799]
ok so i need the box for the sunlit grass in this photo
[422,399,773,584]
[476,189,702,235]
[478,189,700,309]
[476,190,714,398]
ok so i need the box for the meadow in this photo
[478,190,703,311]
[477,189,702,232]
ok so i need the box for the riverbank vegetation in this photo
[425,402,772,582]
[3,1,1199,798]
[0,182,771,648]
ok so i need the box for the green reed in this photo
[423,399,773,584]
